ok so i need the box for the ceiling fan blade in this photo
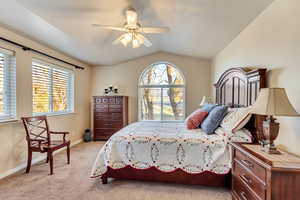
[92,24,127,32]
[136,34,152,47]
[140,27,170,34]
[126,8,138,26]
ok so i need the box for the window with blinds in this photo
[0,48,16,121]
[32,60,74,115]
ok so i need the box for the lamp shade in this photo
[199,96,213,107]
[251,88,299,116]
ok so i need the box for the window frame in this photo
[138,62,186,122]
[0,48,16,122]
[32,59,74,116]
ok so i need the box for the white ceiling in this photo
[0,0,273,65]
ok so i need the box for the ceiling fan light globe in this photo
[124,33,133,41]
[132,39,141,48]
[120,38,130,47]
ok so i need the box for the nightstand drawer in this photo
[232,177,261,200]
[235,150,266,182]
[233,160,266,199]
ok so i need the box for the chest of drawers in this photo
[231,143,300,200]
[93,96,128,140]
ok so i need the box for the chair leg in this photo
[26,149,32,173]
[48,152,54,175]
[67,144,70,164]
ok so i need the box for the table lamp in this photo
[199,96,213,107]
[251,88,299,154]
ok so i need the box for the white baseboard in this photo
[0,139,83,180]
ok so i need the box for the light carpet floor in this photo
[0,142,231,200]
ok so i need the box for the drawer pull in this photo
[241,159,254,168]
[104,123,113,126]
[240,191,248,200]
[240,174,252,184]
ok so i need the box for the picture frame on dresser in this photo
[92,96,128,140]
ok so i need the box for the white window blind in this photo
[0,48,16,121]
[32,60,74,115]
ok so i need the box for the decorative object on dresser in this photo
[251,88,299,154]
[231,142,300,200]
[93,96,128,140]
[104,85,119,95]
[21,116,70,175]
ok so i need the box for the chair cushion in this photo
[201,105,228,135]
[185,109,209,129]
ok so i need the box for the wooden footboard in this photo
[101,166,231,187]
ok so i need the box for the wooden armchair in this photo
[21,116,71,175]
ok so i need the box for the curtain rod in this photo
[0,37,85,70]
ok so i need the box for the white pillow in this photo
[215,127,253,143]
[220,106,252,132]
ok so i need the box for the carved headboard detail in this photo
[214,67,267,142]
[214,67,266,107]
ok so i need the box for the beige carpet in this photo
[0,142,231,200]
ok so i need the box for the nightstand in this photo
[231,143,300,200]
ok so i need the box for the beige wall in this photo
[92,52,211,123]
[212,0,300,155]
[0,26,92,176]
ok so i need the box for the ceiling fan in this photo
[92,7,170,48]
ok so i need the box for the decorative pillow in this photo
[220,106,252,132]
[201,105,228,135]
[185,109,209,129]
[215,127,253,143]
[201,103,217,112]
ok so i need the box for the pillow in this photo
[201,105,228,134]
[220,106,252,132]
[215,127,253,143]
[185,109,209,129]
[201,103,217,112]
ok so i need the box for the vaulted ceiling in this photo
[0,0,273,65]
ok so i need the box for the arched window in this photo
[138,62,185,121]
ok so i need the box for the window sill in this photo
[0,118,19,125]
[33,112,76,117]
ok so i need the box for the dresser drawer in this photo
[232,177,261,200]
[233,160,266,199]
[94,97,123,105]
[95,104,108,112]
[235,150,266,182]
[94,120,123,128]
[94,128,120,136]
[109,104,122,112]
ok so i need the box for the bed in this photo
[91,67,267,186]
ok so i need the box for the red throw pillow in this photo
[185,109,209,129]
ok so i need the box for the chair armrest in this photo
[49,131,69,142]
[29,139,46,149]
[49,131,69,135]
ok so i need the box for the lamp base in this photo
[261,116,280,154]
[261,143,281,154]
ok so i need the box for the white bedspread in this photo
[91,122,252,178]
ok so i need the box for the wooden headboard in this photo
[214,67,266,107]
[214,67,267,142]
